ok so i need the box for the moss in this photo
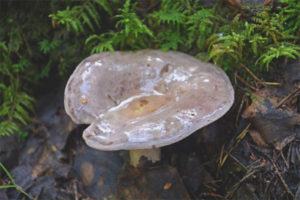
[0,0,299,136]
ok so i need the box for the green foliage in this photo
[86,0,218,53]
[148,0,188,51]
[85,32,115,53]
[158,30,185,51]
[186,8,218,50]
[1,0,300,138]
[149,0,185,25]
[115,1,153,40]
[86,0,153,53]
[208,32,245,64]
[280,0,300,33]
[0,83,34,136]
[0,39,34,136]
[208,3,300,72]
[0,162,33,199]
[49,0,112,35]
[256,43,300,70]
[0,0,86,137]
[39,39,60,54]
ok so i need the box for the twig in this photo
[280,150,289,169]
[240,63,267,87]
[272,161,294,199]
[229,153,247,170]
[264,174,276,199]
[18,23,33,57]
[276,86,300,108]
[73,180,79,200]
[218,144,226,168]
[235,72,258,91]
[251,145,295,198]
[219,123,251,167]
[225,168,258,198]
[287,143,292,167]
[235,94,245,128]
[236,123,251,143]
[202,183,216,191]
[262,81,281,86]
[200,192,225,199]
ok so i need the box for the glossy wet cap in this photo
[64,50,234,150]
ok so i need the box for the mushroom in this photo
[64,50,234,166]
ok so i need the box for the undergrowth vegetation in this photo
[0,0,299,137]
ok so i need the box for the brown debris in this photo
[248,130,269,147]
[80,162,94,186]
[243,87,299,150]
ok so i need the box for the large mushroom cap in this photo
[64,50,234,150]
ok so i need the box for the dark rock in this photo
[180,154,213,194]
[243,87,300,150]
[72,140,123,200]
[232,183,259,200]
[117,165,191,200]
[283,61,300,92]
[36,87,76,152]
[0,135,22,169]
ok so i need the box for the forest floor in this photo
[0,60,299,200]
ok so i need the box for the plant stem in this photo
[0,162,33,199]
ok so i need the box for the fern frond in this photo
[151,10,185,25]
[85,0,153,51]
[0,121,19,136]
[150,0,185,25]
[10,58,31,73]
[256,42,300,70]
[84,3,100,28]
[186,8,217,49]
[39,39,60,54]
[115,0,153,39]
[0,84,34,136]
[249,34,267,56]
[208,31,245,66]
[281,0,300,33]
[94,0,113,16]
[49,0,112,35]
[0,41,8,53]
[158,30,185,51]
[86,32,115,53]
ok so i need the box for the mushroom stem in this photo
[129,148,161,167]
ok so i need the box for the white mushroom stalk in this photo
[64,50,234,166]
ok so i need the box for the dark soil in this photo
[0,0,299,198]
[0,61,299,200]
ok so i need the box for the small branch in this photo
[280,150,289,169]
[236,123,251,143]
[72,180,79,200]
[200,192,225,199]
[276,86,300,108]
[250,145,295,198]
[229,153,247,170]
[262,82,281,86]
[235,72,258,91]
[240,63,267,87]
[225,168,257,198]
[235,94,245,128]
[272,161,294,199]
